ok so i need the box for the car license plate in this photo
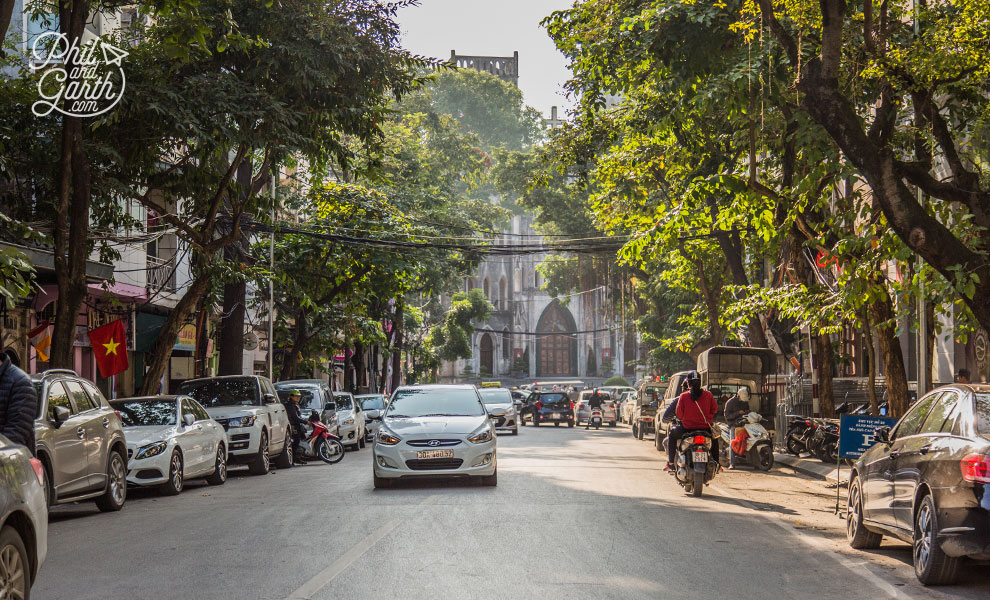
[693,451,708,463]
[416,449,454,460]
[552,412,562,419]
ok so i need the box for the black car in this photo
[511,390,533,424]
[847,384,990,585]
[530,391,574,427]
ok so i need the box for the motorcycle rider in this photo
[285,389,308,464]
[723,387,751,469]
[665,371,718,471]
[585,389,604,429]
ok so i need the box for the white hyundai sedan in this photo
[111,395,228,495]
[373,385,497,488]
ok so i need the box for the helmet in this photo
[738,387,751,401]
[686,370,700,384]
[289,389,302,397]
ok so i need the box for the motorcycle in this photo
[296,419,345,464]
[784,415,818,456]
[587,407,603,430]
[672,426,719,497]
[718,412,774,471]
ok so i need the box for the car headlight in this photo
[135,441,167,460]
[227,416,257,428]
[342,417,354,426]
[376,429,400,445]
[468,425,493,444]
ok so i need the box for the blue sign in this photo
[838,415,899,459]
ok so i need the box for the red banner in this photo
[88,320,129,378]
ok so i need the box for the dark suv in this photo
[530,391,574,427]
[847,384,990,585]
[32,369,128,511]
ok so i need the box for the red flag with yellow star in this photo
[87,320,129,378]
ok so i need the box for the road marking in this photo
[284,495,436,600]
[708,484,916,600]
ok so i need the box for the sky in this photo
[396,0,577,117]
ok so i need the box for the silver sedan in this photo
[478,388,519,435]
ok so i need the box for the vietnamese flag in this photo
[88,320,129,378]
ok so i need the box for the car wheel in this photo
[159,450,184,496]
[41,458,53,509]
[610,421,617,427]
[554,422,560,427]
[478,468,497,487]
[532,417,539,427]
[95,449,127,512]
[846,476,882,549]
[511,427,519,435]
[0,526,29,600]
[632,423,638,438]
[274,432,294,469]
[359,434,366,448]
[913,494,960,585]
[206,445,227,485]
[637,424,644,440]
[248,432,271,475]
[373,473,392,489]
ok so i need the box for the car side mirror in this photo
[323,402,337,412]
[263,393,277,404]
[873,426,891,444]
[182,413,196,427]
[365,409,381,419]
[52,405,71,427]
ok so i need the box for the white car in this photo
[0,434,47,599]
[333,392,367,451]
[356,393,386,441]
[111,395,228,494]
[373,385,497,488]
[176,375,293,474]
[478,387,518,435]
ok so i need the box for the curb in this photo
[774,453,848,483]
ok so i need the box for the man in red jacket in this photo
[665,370,717,471]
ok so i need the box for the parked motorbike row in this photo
[785,401,888,463]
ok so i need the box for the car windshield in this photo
[357,395,385,410]
[479,389,512,405]
[386,388,484,418]
[176,379,260,407]
[113,400,176,426]
[276,388,321,411]
[976,393,990,436]
[333,395,353,411]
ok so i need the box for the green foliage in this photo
[425,289,493,363]
[602,376,629,386]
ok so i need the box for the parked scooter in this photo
[784,416,818,456]
[671,422,719,497]
[297,414,345,464]
[718,412,774,471]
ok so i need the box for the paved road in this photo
[34,423,989,600]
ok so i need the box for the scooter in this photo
[296,419,345,464]
[587,407,603,430]
[784,416,818,456]
[673,427,718,497]
[718,412,774,471]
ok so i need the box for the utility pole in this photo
[268,165,276,380]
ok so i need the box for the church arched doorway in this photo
[536,302,576,376]
[479,333,494,376]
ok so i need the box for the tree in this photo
[423,288,493,371]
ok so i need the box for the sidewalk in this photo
[774,452,849,484]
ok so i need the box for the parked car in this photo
[531,390,575,427]
[512,390,534,424]
[176,375,292,474]
[373,385,496,488]
[332,392,366,451]
[110,395,228,495]
[847,384,990,585]
[0,434,48,599]
[31,369,128,511]
[618,390,637,424]
[275,380,340,436]
[356,394,386,440]
[574,390,616,426]
[478,388,519,435]
[647,374,686,445]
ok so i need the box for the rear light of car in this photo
[577,402,584,409]
[961,454,990,483]
[114,410,122,420]
[569,402,575,410]
[29,458,45,487]
[693,435,707,444]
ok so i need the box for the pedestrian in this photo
[956,369,970,384]
[0,348,37,454]
[285,389,308,464]
[665,370,717,471]
[723,388,751,470]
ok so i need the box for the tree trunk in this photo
[139,274,212,394]
[391,301,404,391]
[871,285,910,418]
[49,0,91,369]
[861,309,879,416]
[216,161,252,375]
[279,308,307,380]
[814,334,835,418]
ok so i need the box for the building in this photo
[449,50,519,86]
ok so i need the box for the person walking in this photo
[0,349,37,454]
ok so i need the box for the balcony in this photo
[147,255,176,293]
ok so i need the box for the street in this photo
[34,424,989,600]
